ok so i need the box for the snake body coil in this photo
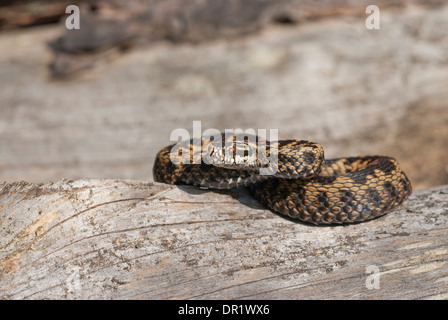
[153,133,412,224]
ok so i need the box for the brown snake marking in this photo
[153,133,412,225]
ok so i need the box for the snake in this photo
[153,133,412,224]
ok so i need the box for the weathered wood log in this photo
[0,179,447,299]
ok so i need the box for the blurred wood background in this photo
[1,0,447,189]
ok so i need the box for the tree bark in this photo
[1,179,447,299]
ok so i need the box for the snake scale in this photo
[153,133,412,224]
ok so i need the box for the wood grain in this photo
[1,179,447,299]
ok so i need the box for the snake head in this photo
[202,133,271,172]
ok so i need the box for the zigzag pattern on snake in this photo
[153,133,412,225]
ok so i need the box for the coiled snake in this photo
[153,133,412,224]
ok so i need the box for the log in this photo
[0,179,447,299]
